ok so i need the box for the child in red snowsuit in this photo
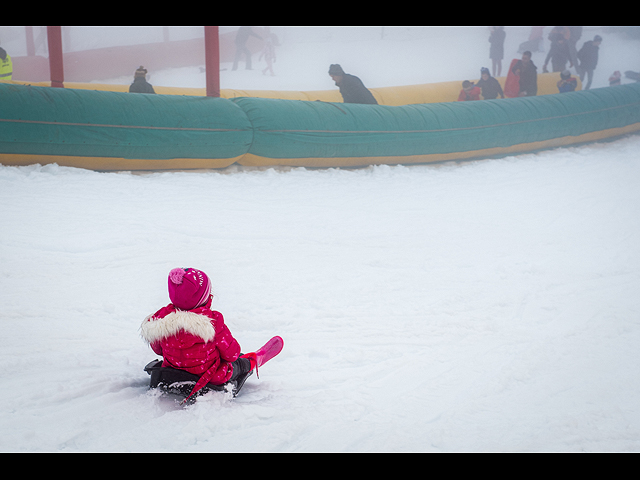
[458,80,482,101]
[140,267,254,399]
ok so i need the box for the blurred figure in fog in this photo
[577,35,602,90]
[543,31,572,73]
[260,27,279,76]
[512,50,538,96]
[233,27,262,71]
[519,27,545,53]
[129,66,155,94]
[489,27,506,77]
[624,70,640,82]
[609,71,621,86]
[328,64,378,105]
[557,70,577,92]
[0,47,12,81]
[568,27,582,72]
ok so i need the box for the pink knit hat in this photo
[168,267,212,310]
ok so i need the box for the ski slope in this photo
[1,26,640,452]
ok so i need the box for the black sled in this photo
[144,359,252,403]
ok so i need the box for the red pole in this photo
[25,27,35,57]
[204,26,220,97]
[47,26,64,88]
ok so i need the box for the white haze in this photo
[2,26,637,90]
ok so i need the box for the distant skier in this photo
[328,64,378,105]
[129,66,155,94]
[140,267,283,403]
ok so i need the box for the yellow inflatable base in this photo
[0,154,240,171]
[236,122,640,168]
[5,72,579,105]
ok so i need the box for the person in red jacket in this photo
[458,80,482,101]
[140,267,254,400]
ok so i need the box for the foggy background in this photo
[2,26,638,91]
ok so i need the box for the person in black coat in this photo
[129,66,156,94]
[328,64,378,105]
[543,32,572,73]
[577,35,602,90]
[489,27,506,77]
[476,67,505,99]
[568,27,583,71]
[512,51,538,96]
[233,27,262,71]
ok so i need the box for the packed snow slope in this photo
[1,27,640,452]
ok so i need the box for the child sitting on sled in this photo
[140,267,282,401]
[457,80,482,101]
[557,70,577,93]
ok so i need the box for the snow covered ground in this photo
[1,27,640,452]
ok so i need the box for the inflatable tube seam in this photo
[0,117,250,133]
[238,122,640,168]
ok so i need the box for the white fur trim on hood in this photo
[140,310,216,344]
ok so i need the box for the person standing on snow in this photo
[577,35,602,90]
[543,32,572,73]
[489,27,506,77]
[260,27,279,76]
[232,27,262,71]
[328,64,378,105]
[567,27,583,73]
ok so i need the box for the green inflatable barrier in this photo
[0,83,252,170]
[235,83,640,167]
[1,82,639,170]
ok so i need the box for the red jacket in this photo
[140,296,241,392]
[458,86,481,101]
